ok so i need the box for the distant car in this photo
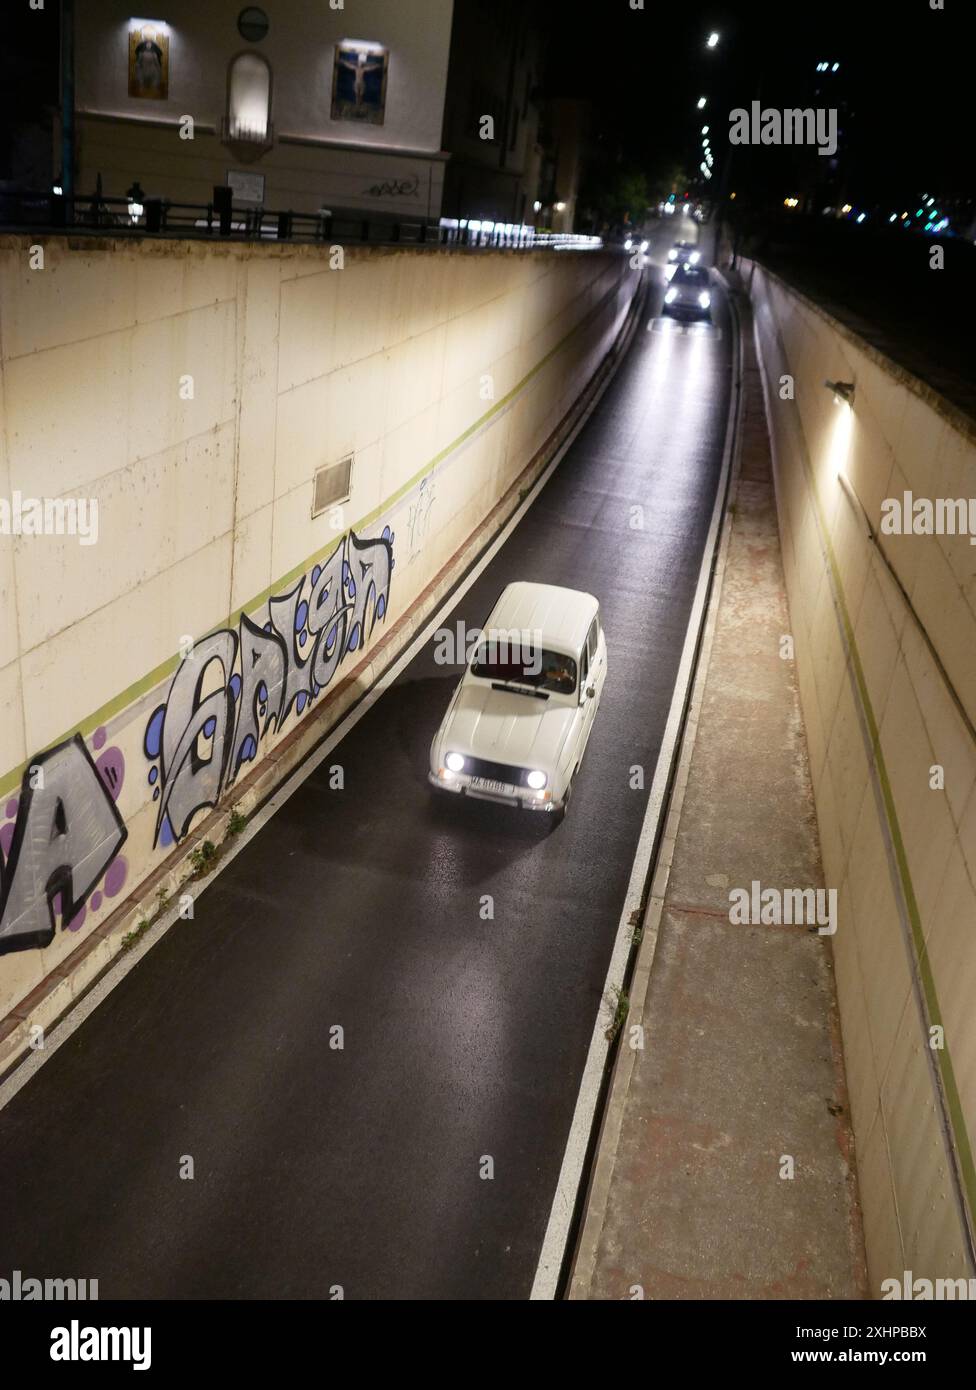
[663,264,712,319]
[429,582,607,820]
[667,239,702,265]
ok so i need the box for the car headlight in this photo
[698,291,711,308]
[445,752,465,773]
[526,769,547,790]
[640,239,649,252]
[689,251,700,264]
[665,288,678,304]
[668,248,677,260]
[624,238,632,250]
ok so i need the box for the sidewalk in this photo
[569,287,868,1300]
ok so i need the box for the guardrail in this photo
[0,186,607,252]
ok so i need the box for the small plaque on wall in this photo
[227,170,266,205]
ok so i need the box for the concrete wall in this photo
[73,0,453,216]
[747,260,976,1291]
[0,234,637,1026]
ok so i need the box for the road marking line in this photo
[529,283,744,1300]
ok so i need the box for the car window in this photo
[674,266,708,286]
[587,618,599,663]
[471,643,577,696]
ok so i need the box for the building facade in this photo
[69,1,454,221]
[439,0,544,226]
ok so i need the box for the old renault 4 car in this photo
[429,581,607,820]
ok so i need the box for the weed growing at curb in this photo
[121,919,151,954]
[190,840,219,877]
[606,985,629,1042]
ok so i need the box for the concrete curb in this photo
[0,268,649,1084]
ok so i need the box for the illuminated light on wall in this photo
[339,37,385,52]
[228,52,272,139]
[824,379,855,407]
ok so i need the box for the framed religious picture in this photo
[331,43,388,126]
[128,22,169,100]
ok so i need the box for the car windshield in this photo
[471,644,578,695]
[674,266,708,285]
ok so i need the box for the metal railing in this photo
[0,186,607,252]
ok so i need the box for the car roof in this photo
[485,582,599,656]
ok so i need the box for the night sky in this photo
[544,0,970,203]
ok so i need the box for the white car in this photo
[429,582,607,819]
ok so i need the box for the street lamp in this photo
[126,181,145,221]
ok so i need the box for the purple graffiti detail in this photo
[5,797,18,820]
[65,903,87,933]
[90,891,103,912]
[0,823,14,858]
[93,726,107,750]
[96,747,125,801]
[103,857,127,898]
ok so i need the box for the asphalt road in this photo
[0,222,733,1300]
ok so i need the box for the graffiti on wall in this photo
[0,731,129,956]
[144,526,393,848]
[0,526,393,957]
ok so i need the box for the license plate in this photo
[470,777,515,795]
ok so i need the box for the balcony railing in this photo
[0,186,609,252]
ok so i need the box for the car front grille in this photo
[464,755,532,788]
